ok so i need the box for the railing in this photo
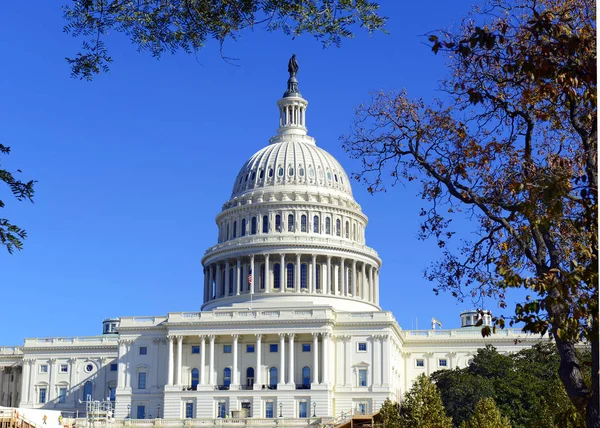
[295,384,311,390]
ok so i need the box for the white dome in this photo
[231,136,353,200]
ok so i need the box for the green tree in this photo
[461,398,511,428]
[0,144,35,254]
[432,344,587,428]
[399,374,453,428]
[342,0,597,425]
[62,0,386,80]
[376,398,401,428]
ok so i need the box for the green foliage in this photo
[460,398,511,428]
[432,344,587,428]
[399,374,453,428]
[62,0,387,80]
[376,398,401,428]
[0,144,35,254]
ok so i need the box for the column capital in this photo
[175,335,183,342]
[287,333,296,340]
[255,334,263,341]
[232,334,239,340]
[311,332,320,339]
[49,358,57,363]
[265,253,270,260]
[199,334,207,340]
[279,333,286,340]
[321,332,332,339]
[208,334,216,342]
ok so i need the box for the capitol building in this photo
[0,61,541,424]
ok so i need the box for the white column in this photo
[264,255,270,293]
[68,358,76,405]
[381,335,389,386]
[118,341,126,388]
[21,360,30,404]
[322,333,330,385]
[312,333,319,385]
[225,261,231,296]
[255,334,263,387]
[311,255,317,293]
[295,254,301,292]
[375,268,380,305]
[167,337,174,386]
[209,265,215,300]
[232,335,239,387]
[340,258,346,296]
[250,256,255,294]
[344,338,352,387]
[372,336,380,386]
[47,359,56,400]
[361,264,367,299]
[288,334,295,385]
[209,335,216,386]
[352,260,357,297]
[326,256,332,294]
[279,334,286,386]
[236,259,241,295]
[280,254,286,292]
[369,266,375,302]
[176,336,183,385]
[199,335,206,385]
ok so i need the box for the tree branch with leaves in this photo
[343,0,597,426]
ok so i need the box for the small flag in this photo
[248,273,253,284]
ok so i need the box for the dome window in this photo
[233,221,237,238]
[336,219,341,236]
[259,170,264,179]
[275,215,282,232]
[318,168,323,179]
[241,219,247,236]
[269,168,274,178]
[345,221,349,238]
[289,167,294,176]
[340,176,344,184]
[278,167,284,177]
[313,215,320,233]
[299,167,305,177]
[245,174,249,182]
[327,171,332,181]
[252,171,256,180]
[325,218,331,235]
[251,217,257,235]
[301,215,307,232]
[309,167,314,178]
[334,174,338,182]
[287,214,295,232]
[262,215,269,233]
[239,176,243,184]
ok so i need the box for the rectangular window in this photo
[416,359,425,367]
[223,345,232,353]
[357,342,367,352]
[59,388,67,403]
[357,402,367,415]
[191,346,200,354]
[39,364,48,373]
[60,364,68,373]
[139,347,147,355]
[359,369,367,387]
[275,215,282,232]
[218,402,227,419]
[246,344,255,353]
[439,359,448,367]
[138,372,147,389]
[299,401,308,418]
[137,405,145,420]
[39,388,47,404]
[110,363,118,372]
[269,344,278,353]
[265,402,274,418]
[185,403,194,418]
[302,344,311,352]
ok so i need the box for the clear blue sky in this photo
[0,1,518,345]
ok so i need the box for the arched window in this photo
[83,381,93,401]
[191,368,199,390]
[325,218,331,235]
[229,268,234,295]
[233,221,237,238]
[345,221,349,238]
[300,264,307,289]
[269,168,274,178]
[251,217,257,235]
[259,170,264,179]
[302,367,311,386]
[313,216,319,233]
[336,219,341,236]
[273,263,281,289]
[246,367,255,387]
[223,368,231,387]
[286,263,294,288]
[288,214,294,232]
[275,215,282,232]
[316,265,320,290]
[262,215,269,233]
[301,215,307,232]
[260,264,265,290]
[278,167,284,177]
[226,224,230,241]
[288,167,294,176]
[269,367,278,388]
[241,219,247,236]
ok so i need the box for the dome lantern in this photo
[275,54,308,138]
